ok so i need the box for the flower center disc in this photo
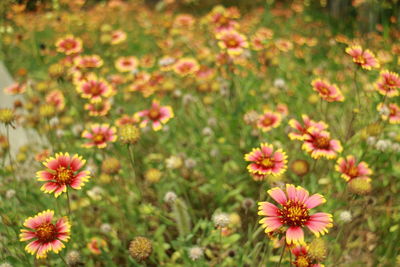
[315,136,330,149]
[36,222,57,242]
[56,167,73,183]
[295,255,310,267]
[279,200,309,227]
[261,157,274,168]
[149,108,160,120]
[347,166,359,177]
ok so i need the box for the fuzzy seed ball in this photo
[101,157,121,174]
[145,168,162,183]
[308,238,327,262]
[119,124,140,144]
[188,246,204,261]
[0,109,15,125]
[290,159,309,176]
[348,177,372,195]
[129,237,152,262]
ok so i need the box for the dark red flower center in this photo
[260,157,274,168]
[93,134,106,143]
[89,82,103,96]
[36,222,57,242]
[314,136,330,149]
[226,37,239,48]
[347,165,359,177]
[279,200,309,227]
[148,108,160,120]
[56,167,73,183]
[294,255,311,267]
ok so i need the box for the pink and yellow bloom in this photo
[335,155,372,182]
[115,56,138,72]
[75,54,103,69]
[45,90,65,112]
[244,143,287,176]
[375,70,400,97]
[377,103,400,124]
[301,128,342,160]
[135,100,174,131]
[311,79,344,102]
[173,58,200,76]
[288,115,328,141]
[20,210,70,259]
[110,30,127,45]
[345,45,380,70]
[258,184,333,244]
[216,30,248,55]
[4,82,26,95]
[257,111,282,132]
[36,152,90,197]
[291,245,323,267]
[82,124,117,148]
[55,35,83,55]
[76,74,114,102]
[84,99,111,117]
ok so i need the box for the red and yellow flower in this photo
[20,210,70,259]
[288,115,328,141]
[74,54,103,69]
[82,124,117,148]
[216,30,249,56]
[84,99,111,117]
[257,111,282,132]
[110,30,127,45]
[244,143,287,176]
[375,70,400,98]
[345,45,380,70]
[291,245,324,267]
[377,103,400,124]
[311,79,344,102]
[55,35,83,55]
[45,90,65,112]
[335,155,372,182]
[76,74,114,102]
[135,100,174,131]
[36,152,90,197]
[173,58,200,76]
[301,128,342,160]
[258,184,333,244]
[4,82,26,95]
[115,56,139,72]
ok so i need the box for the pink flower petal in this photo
[267,187,287,205]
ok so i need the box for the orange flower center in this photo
[279,200,309,227]
[319,85,329,95]
[90,83,102,95]
[36,222,57,242]
[294,255,310,267]
[262,116,273,126]
[261,157,274,168]
[315,136,330,149]
[56,167,73,183]
[355,55,366,64]
[226,37,239,48]
[148,108,160,120]
[63,40,76,50]
[347,166,359,177]
[93,134,105,143]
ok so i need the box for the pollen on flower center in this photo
[347,166,358,177]
[315,137,330,149]
[36,222,57,242]
[56,167,73,183]
[149,109,160,120]
[262,117,272,126]
[227,39,238,47]
[295,255,310,267]
[261,157,274,168]
[279,200,309,227]
[90,83,102,95]
[93,134,105,143]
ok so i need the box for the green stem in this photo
[66,190,71,216]
[58,253,68,266]
[276,240,286,267]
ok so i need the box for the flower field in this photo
[0,0,399,266]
